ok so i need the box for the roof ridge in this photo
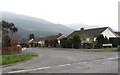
[67,27,110,38]
[75,27,108,32]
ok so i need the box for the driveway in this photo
[2,48,118,73]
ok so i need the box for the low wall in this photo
[2,45,22,55]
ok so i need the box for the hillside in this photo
[2,11,74,39]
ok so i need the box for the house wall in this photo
[57,35,66,45]
[38,41,45,47]
[101,28,117,39]
[81,37,94,43]
[94,37,96,41]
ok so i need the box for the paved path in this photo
[2,48,118,73]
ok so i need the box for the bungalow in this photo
[19,33,66,48]
[45,33,66,46]
[30,37,46,47]
[67,27,118,48]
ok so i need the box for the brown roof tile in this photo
[46,35,61,40]
[32,37,46,42]
[68,27,108,38]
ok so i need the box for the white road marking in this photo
[58,64,71,67]
[81,61,87,64]
[64,64,71,66]
[107,57,118,60]
[81,62,87,64]
[8,70,28,73]
[77,61,87,64]
[8,67,51,73]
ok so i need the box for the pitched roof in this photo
[19,33,65,43]
[32,37,46,42]
[27,34,61,43]
[46,34,61,40]
[19,38,30,44]
[68,27,108,38]
[115,32,120,36]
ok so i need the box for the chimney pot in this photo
[81,27,84,30]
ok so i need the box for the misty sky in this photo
[1,0,120,31]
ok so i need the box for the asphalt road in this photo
[2,48,119,73]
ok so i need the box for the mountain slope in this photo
[2,11,74,38]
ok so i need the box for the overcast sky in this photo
[1,0,120,31]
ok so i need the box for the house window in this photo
[58,40,60,45]
[94,38,96,41]
[86,38,89,41]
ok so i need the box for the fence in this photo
[2,45,22,55]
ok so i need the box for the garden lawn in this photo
[0,54,38,66]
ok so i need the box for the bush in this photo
[61,35,81,49]
[72,35,81,49]
[117,48,120,51]
[45,40,58,47]
[109,38,120,47]
[60,38,67,48]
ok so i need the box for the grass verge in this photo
[0,54,38,66]
[102,48,120,52]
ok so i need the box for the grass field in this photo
[0,54,38,66]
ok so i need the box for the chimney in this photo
[58,33,62,36]
[80,27,84,30]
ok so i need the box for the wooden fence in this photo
[2,45,22,55]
